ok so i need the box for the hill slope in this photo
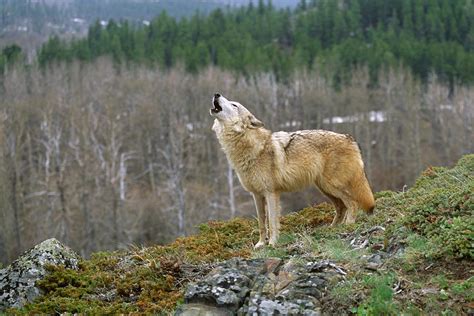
[8,155,474,314]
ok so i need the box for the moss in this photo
[373,190,396,199]
[173,217,257,262]
[456,154,474,170]
[281,202,334,231]
[11,249,182,314]
[370,154,474,259]
[402,157,473,259]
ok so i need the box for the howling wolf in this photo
[210,93,375,248]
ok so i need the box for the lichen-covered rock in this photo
[0,238,80,311]
[176,257,345,316]
[178,258,272,315]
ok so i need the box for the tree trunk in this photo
[56,172,69,244]
[227,164,236,219]
[176,179,186,236]
[112,188,119,247]
[10,166,22,253]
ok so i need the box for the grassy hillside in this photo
[10,155,474,314]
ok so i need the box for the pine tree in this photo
[32,0,474,85]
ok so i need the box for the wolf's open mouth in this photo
[211,99,222,113]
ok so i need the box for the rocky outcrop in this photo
[176,257,347,316]
[0,238,80,311]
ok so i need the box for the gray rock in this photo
[177,257,341,316]
[182,259,268,312]
[368,254,383,265]
[176,303,233,316]
[364,254,385,271]
[0,238,81,311]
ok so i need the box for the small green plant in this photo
[432,274,449,290]
[355,274,399,315]
[276,232,298,246]
[373,190,396,199]
[331,278,360,303]
[451,276,473,301]
[313,238,367,264]
[394,233,436,271]
[433,216,474,259]
[252,246,289,259]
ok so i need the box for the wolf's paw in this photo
[268,238,278,247]
[343,218,356,225]
[254,240,266,249]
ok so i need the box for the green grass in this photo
[355,273,399,315]
[451,276,474,301]
[252,245,289,259]
[393,234,433,272]
[314,238,368,263]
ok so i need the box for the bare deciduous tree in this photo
[0,61,472,264]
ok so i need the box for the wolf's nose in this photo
[214,93,221,99]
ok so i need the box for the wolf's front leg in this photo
[252,193,267,249]
[266,192,281,247]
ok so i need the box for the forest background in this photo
[0,0,472,265]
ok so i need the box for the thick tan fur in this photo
[210,94,375,248]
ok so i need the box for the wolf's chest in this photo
[234,167,270,194]
[235,159,274,193]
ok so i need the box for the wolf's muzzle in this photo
[211,93,223,113]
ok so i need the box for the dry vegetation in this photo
[0,60,472,264]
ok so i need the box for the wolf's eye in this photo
[232,103,238,108]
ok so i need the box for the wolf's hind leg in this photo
[328,195,347,226]
[340,175,375,224]
[317,185,347,226]
[340,198,357,224]
[253,194,267,249]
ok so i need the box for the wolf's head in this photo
[210,93,264,133]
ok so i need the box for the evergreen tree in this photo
[32,0,474,86]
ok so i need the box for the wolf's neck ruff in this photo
[217,122,270,171]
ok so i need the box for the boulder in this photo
[176,257,345,316]
[0,238,80,311]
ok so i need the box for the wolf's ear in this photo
[248,115,264,128]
